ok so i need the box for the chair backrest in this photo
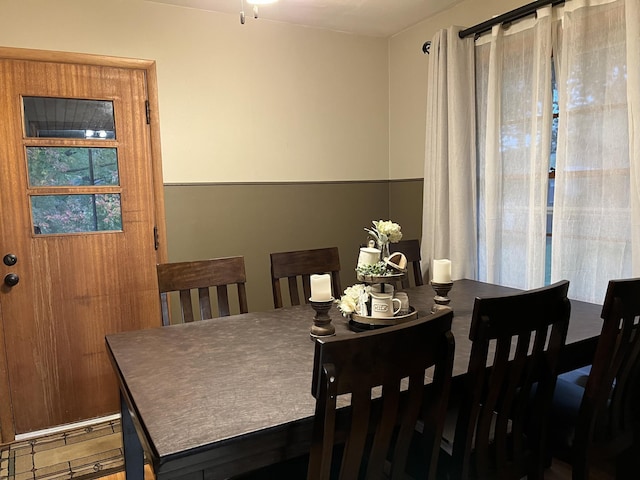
[451,280,571,480]
[307,310,455,480]
[270,247,341,309]
[391,239,424,288]
[156,256,248,326]
[572,277,640,478]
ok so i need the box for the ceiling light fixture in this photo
[240,0,277,24]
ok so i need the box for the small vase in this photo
[380,242,391,261]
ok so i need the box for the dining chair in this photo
[307,309,455,480]
[270,247,342,309]
[234,310,455,480]
[547,277,640,479]
[438,280,571,480]
[156,256,248,326]
[391,239,424,288]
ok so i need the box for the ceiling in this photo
[148,0,465,37]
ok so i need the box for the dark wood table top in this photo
[106,279,603,479]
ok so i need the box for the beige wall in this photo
[388,0,525,179]
[0,0,389,183]
[0,0,518,310]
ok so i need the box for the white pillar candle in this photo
[310,274,332,301]
[432,259,452,283]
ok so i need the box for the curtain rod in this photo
[458,0,565,38]
[422,0,565,53]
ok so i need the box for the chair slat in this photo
[180,289,195,323]
[198,287,212,320]
[216,285,230,317]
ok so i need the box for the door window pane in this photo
[23,97,115,139]
[27,147,119,187]
[31,194,122,234]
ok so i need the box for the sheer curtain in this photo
[421,26,477,281]
[476,7,553,289]
[423,1,639,297]
[552,0,640,302]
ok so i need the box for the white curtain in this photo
[476,7,554,289]
[423,1,639,299]
[421,26,477,281]
[552,0,640,302]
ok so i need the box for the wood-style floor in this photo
[100,458,615,480]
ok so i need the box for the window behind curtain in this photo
[475,0,634,303]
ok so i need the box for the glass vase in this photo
[380,242,390,261]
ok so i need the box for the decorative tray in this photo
[356,272,405,283]
[349,306,417,331]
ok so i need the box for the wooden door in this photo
[0,51,165,437]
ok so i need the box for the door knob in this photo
[3,254,17,266]
[4,273,19,287]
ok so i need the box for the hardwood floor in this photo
[99,458,615,480]
[101,465,154,480]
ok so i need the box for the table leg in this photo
[121,391,145,480]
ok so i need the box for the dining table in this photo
[105,279,604,480]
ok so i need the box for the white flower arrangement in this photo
[336,283,372,317]
[364,220,403,248]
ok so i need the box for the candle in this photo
[310,274,332,301]
[433,259,452,283]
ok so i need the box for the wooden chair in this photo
[270,247,341,309]
[391,239,424,288]
[548,277,640,479]
[440,280,571,480]
[156,256,248,326]
[308,309,455,480]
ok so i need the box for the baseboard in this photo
[14,413,121,442]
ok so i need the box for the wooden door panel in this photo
[0,57,162,434]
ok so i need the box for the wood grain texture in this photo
[156,256,248,325]
[0,52,165,437]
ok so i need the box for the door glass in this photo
[23,96,122,235]
[27,147,119,187]
[31,194,122,234]
[23,97,115,139]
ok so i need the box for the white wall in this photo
[0,0,389,183]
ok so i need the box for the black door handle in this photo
[4,273,19,287]
[3,254,17,266]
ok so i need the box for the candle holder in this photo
[309,298,336,339]
[431,281,454,313]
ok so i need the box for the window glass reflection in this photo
[23,97,115,139]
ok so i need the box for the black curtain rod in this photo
[423,0,564,53]
[458,0,565,38]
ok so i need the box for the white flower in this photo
[364,220,403,246]
[336,284,371,316]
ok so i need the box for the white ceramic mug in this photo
[370,292,401,318]
[357,247,381,267]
